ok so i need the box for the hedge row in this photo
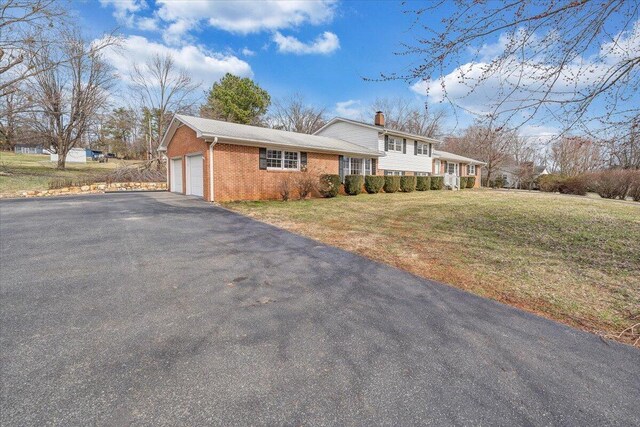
[537,170,640,200]
[319,173,464,197]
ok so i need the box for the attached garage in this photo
[186,154,204,197]
[170,158,183,193]
[158,114,381,202]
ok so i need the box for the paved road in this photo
[1,193,638,426]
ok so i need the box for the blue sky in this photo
[75,1,443,119]
[75,0,639,138]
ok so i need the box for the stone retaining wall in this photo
[8,182,167,198]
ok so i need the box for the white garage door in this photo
[186,154,204,197]
[170,158,183,193]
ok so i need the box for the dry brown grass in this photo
[225,189,640,346]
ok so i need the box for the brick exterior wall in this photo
[213,143,339,202]
[430,159,482,188]
[166,125,211,198]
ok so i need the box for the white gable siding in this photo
[315,121,379,151]
[317,120,433,173]
[377,134,433,174]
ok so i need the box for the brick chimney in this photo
[374,111,385,127]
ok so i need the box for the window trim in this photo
[387,136,403,152]
[266,149,301,171]
[416,141,431,156]
[384,170,404,176]
[467,164,476,175]
[343,157,372,176]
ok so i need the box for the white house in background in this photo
[50,147,86,164]
[315,112,440,178]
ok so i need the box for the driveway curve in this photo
[1,193,638,425]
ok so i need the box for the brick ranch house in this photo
[159,113,485,202]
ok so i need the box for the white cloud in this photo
[241,47,256,57]
[137,16,159,31]
[273,31,339,55]
[99,0,147,27]
[411,20,640,124]
[335,100,363,119]
[101,35,252,89]
[118,0,336,45]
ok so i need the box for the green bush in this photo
[364,175,384,194]
[344,175,364,195]
[466,176,475,188]
[318,174,340,198]
[416,176,431,191]
[459,177,468,189]
[629,171,640,202]
[400,176,416,192]
[430,176,444,190]
[383,176,400,193]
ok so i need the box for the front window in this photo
[416,172,429,176]
[447,162,457,175]
[467,164,476,175]
[416,142,431,156]
[343,157,372,178]
[384,170,404,176]
[434,160,441,174]
[387,137,403,152]
[267,149,299,170]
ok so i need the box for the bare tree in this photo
[369,97,445,137]
[0,0,67,98]
[443,125,517,184]
[605,116,640,169]
[390,1,640,133]
[26,31,118,168]
[268,93,326,134]
[550,136,603,176]
[130,54,200,158]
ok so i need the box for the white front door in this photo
[170,158,183,193]
[186,154,204,197]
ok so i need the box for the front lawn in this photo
[225,190,640,346]
[0,152,143,196]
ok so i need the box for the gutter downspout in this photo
[209,137,217,202]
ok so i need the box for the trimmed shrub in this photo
[558,175,588,196]
[538,174,564,192]
[384,176,401,193]
[318,174,340,198]
[344,174,364,195]
[364,175,384,194]
[430,176,444,190]
[400,176,416,192]
[416,176,431,191]
[466,176,475,188]
[459,177,468,189]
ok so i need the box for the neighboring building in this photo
[14,144,44,155]
[484,162,549,188]
[50,148,87,164]
[159,113,486,202]
[158,114,381,202]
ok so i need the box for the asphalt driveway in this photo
[1,193,638,426]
